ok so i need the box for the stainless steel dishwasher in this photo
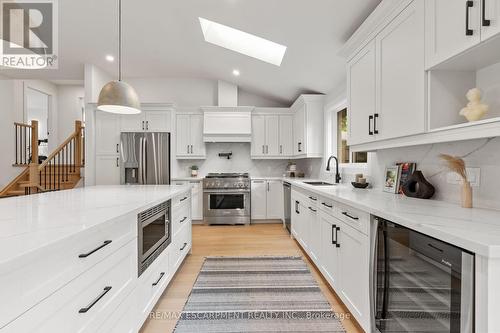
[283,182,291,233]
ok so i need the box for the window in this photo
[336,108,367,164]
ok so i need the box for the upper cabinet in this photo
[175,113,206,159]
[348,1,425,146]
[425,0,500,69]
[120,108,173,132]
[251,110,293,159]
[291,95,324,158]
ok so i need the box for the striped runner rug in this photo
[173,256,346,332]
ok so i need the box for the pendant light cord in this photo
[118,0,122,81]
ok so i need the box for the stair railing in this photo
[14,120,38,166]
[38,121,84,192]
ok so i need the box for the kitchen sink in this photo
[303,181,335,186]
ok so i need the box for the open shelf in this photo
[429,116,500,133]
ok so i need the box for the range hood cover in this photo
[202,106,254,142]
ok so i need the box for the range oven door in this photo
[203,190,250,218]
[371,217,474,333]
[138,209,170,265]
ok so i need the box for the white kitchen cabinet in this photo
[279,115,293,156]
[266,180,284,219]
[120,110,172,132]
[251,114,290,158]
[319,211,340,289]
[482,0,500,40]
[425,0,481,69]
[347,40,376,146]
[175,113,206,159]
[376,0,425,140]
[291,96,324,158]
[251,179,284,221]
[95,155,120,185]
[305,205,320,263]
[95,111,120,155]
[250,180,267,220]
[337,221,370,331]
[172,179,203,221]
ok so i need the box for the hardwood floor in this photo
[140,223,364,333]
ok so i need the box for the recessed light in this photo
[199,17,287,66]
[232,69,240,76]
[105,55,115,62]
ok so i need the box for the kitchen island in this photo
[0,185,192,332]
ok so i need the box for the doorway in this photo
[26,88,50,161]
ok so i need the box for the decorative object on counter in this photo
[190,165,199,177]
[401,170,435,199]
[383,165,402,194]
[440,154,472,208]
[351,182,369,189]
[355,173,364,183]
[285,161,298,177]
[297,172,305,178]
[397,162,416,194]
[459,88,489,122]
[218,152,232,159]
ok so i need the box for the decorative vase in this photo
[461,181,473,208]
[191,169,198,177]
[402,170,435,199]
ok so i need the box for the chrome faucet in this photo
[326,155,341,184]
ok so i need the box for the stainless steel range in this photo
[203,173,250,225]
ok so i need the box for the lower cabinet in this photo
[251,179,284,221]
[291,187,370,332]
[95,155,120,185]
[172,180,203,221]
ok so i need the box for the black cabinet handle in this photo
[368,115,373,136]
[373,113,379,135]
[308,196,317,201]
[79,240,112,258]
[466,1,474,35]
[180,242,188,251]
[322,202,333,208]
[180,216,187,223]
[116,144,119,153]
[342,211,359,220]
[116,157,119,167]
[79,286,112,313]
[180,196,188,202]
[152,272,165,286]
[482,0,491,26]
[295,200,300,214]
[308,206,317,213]
[335,227,340,248]
[331,224,337,245]
[298,142,302,152]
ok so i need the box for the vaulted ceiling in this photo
[2,0,381,104]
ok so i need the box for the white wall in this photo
[57,85,85,139]
[174,143,292,178]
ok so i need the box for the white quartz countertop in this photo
[172,177,204,181]
[0,185,189,267]
[286,178,500,258]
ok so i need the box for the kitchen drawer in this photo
[172,199,191,236]
[173,180,188,186]
[3,240,136,333]
[137,246,171,322]
[0,215,134,328]
[170,223,192,272]
[172,190,190,209]
[318,196,336,216]
[335,202,369,235]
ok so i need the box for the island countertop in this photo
[0,185,189,268]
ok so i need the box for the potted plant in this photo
[190,165,199,177]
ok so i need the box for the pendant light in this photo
[97,0,141,114]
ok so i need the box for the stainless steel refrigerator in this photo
[120,132,170,185]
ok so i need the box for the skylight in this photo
[199,17,287,66]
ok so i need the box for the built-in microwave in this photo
[138,200,171,276]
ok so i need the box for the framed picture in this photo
[397,162,416,194]
[384,165,402,193]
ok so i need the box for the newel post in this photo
[75,120,82,168]
[29,120,39,187]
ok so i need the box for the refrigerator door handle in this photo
[143,135,147,184]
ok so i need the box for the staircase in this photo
[0,120,85,197]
